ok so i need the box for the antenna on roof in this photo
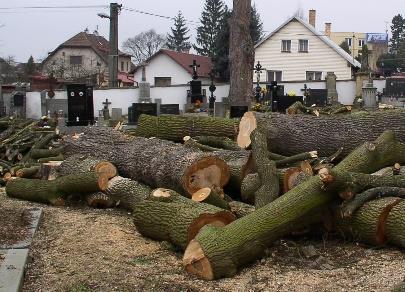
[94,25,99,36]
[84,27,89,33]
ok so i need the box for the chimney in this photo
[325,23,331,38]
[309,9,316,27]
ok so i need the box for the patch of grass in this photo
[68,283,92,292]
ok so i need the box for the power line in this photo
[0,5,108,10]
[122,6,200,25]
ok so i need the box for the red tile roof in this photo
[43,32,131,65]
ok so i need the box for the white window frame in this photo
[306,71,322,81]
[298,39,309,52]
[281,40,291,52]
[267,70,282,82]
[358,39,365,47]
[345,38,352,47]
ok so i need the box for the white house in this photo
[255,16,361,82]
[133,49,212,86]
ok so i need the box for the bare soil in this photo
[0,202,32,247]
[0,189,404,292]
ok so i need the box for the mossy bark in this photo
[30,147,64,159]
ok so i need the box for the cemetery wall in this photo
[24,79,385,119]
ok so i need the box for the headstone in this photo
[160,104,180,115]
[230,105,248,118]
[362,79,377,109]
[128,103,157,125]
[214,102,225,117]
[326,72,338,104]
[272,95,304,113]
[305,89,328,107]
[111,108,123,120]
[154,98,162,115]
[139,82,151,103]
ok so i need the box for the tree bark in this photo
[228,0,254,104]
[30,147,64,159]
[132,189,235,250]
[58,154,117,179]
[6,171,108,205]
[193,136,241,151]
[183,131,405,280]
[192,188,230,210]
[129,114,239,142]
[15,166,40,178]
[63,127,230,196]
[237,110,405,156]
[86,192,114,209]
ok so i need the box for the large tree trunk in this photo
[6,171,108,205]
[237,110,405,156]
[63,127,230,196]
[183,131,405,280]
[58,154,117,179]
[228,0,254,104]
[127,114,239,142]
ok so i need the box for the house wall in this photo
[118,56,132,73]
[133,54,211,86]
[255,19,353,81]
[25,79,386,119]
[42,48,108,79]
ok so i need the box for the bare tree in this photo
[122,29,167,64]
[228,0,254,104]
[0,56,18,83]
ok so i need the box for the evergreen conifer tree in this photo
[390,14,405,53]
[166,11,191,52]
[194,0,225,57]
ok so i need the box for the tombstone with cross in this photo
[102,98,111,120]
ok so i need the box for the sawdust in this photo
[0,206,32,246]
[0,189,403,291]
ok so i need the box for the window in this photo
[121,61,124,71]
[298,39,309,52]
[358,39,365,47]
[267,70,282,82]
[345,38,352,47]
[306,71,322,81]
[126,62,129,72]
[281,40,291,52]
[69,55,82,65]
[154,77,171,87]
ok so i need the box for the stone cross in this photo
[103,98,111,109]
[102,98,111,120]
[189,60,200,80]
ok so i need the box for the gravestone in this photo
[272,95,304,113]
[214,102,225,117]
[111,108,123,120]
[326,72,338,104]
[230,105,249,118]
[305,89,328,107]
[138,65,151,103]
[362,79,377,109]
[154,98,162,115]
[160,104,180,115]
[128,103,157,125]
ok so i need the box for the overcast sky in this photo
[0,0,403,62]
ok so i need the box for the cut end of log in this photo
[86,192,114,209]
[192,188,212,202]
[152,188,172,198]
[318,168,334,185]
[237,112,257,149]
[300,161,314,176]
[183,136,191,142]
[97,173,109,191]
[183,156,230,196]
[282,167,302,193]
[94,161,117,179]
[3,172,12,181]
[309,151,318,158]
[183,239,214,280]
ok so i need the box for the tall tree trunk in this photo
[228,0,254,104]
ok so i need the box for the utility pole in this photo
[108,3,121,88]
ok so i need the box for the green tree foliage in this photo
[358,45,370,71]
[339,40,351,55]
[194,0,225,57]
[24,55,36,78]
[390,14,405,53]
[212,4,264,81]
[166,11,191,52]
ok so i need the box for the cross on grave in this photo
[208,69,217,116]
[189,59,200,80]
[253,61,265,103]
[102,98,111,120]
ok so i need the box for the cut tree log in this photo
[15,166,40,178]
[183,131,405,280]
[38,153,64,163]
[342,187,405,218]
[132,189,236,250]
[237,110,405,156]
[86,192,114,209]
[39,162,62,180]
[192,188,230,210]
[30,147,64,159]
[251,129,279,208]
[63,128,230,196]
[335,197,405,248]
[129,114,239,142]
[372,165,405,176]
[193,136,241,151]
[103,176,152,211]
[228,201,255,218]
[6,171,108,205]
[58,155,117,179]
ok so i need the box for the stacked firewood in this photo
[3,108,405,281]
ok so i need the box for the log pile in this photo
[3,109,405,281]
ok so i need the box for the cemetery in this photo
[1,1,405,291]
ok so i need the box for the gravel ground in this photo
[0,189,404,292]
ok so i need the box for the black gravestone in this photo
[66,84,94,126]
[128,103,157,125]
[385,78,405,97]
[160,104,180,115]
[305,89,328,106]
[230,106,248,118]
[272,95,304,113]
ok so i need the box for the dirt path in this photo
[0,190,404,291]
